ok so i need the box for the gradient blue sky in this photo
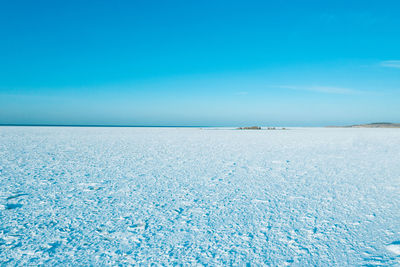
[1,0,399,126]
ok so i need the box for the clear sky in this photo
[1,0,399,126]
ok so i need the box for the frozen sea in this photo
[1,126,400,265]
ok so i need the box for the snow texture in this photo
[0,126,400,265]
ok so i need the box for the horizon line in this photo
[1,123,395,128]
[0,124,216,128]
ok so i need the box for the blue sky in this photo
[1,0,399,126]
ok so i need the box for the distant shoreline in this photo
[327,123,400,128]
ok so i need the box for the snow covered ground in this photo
[1,126,400,265]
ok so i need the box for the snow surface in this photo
[0,126,400,265]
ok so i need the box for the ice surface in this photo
[0,126,400,265]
